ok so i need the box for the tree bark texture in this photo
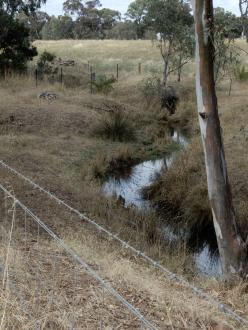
[191,0,247,281]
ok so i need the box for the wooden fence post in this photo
[35,69,38,87]
[60,68,63,86]
[90,66,93,94]
[116,64,119,81]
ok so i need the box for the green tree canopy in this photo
[0,0,44,73]
[63,0,120,39]
[146,0,194,85]
[18,10,50,40]
[126,0,148,39]
[214,7,242,39]
[0,9,37,73]
[41,15,74,39]
[0,0,46,16]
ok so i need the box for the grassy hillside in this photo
[0,39,248,328]
[34,39,164,74]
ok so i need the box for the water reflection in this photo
[103,158,172,210]
[102,129,222,278]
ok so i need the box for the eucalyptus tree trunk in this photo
[239,0,248,42]
[191,0,247,281]
[160,39,172,87]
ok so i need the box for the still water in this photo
[102,130,222,278]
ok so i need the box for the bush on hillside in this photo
[160,86,180,115]
[235,65,248,81]
[92,74,116,95]
[37,51,58,78]
[140,75,161,105]
[92,110,135,142]
[141,76,180,114]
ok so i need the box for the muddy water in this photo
[102,130,222,278]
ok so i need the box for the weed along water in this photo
[103,130,188,210]
[102,130,222,278]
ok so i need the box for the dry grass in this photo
[0,183,245,330]
[147,78,248,237]
[0,39,248,329]
[34,40,164,75]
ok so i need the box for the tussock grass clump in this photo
[146,130,248,244]
[90,153,109,180]
[89,146,137,180]
[92,110,136,142]
[144,139,212,235]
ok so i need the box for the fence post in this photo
[60,68,63,86]
[88,61,90,73]
[35,69,38,88]
[90,66,93,94]
[116,64,119,81]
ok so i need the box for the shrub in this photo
[37,51,58,78]
[92,74,116,95]
[160,86,180,115]
[92,110,135,142]
[241,127,248,141]
[108,146,137,176]
[90,154,109,180]
[140,77,180,114]
[0,10,37,75]
[89,146,136,180]
[140,75,161,104]
[235,65,248,81]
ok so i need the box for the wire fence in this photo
[0,160,248,327]
[1,60,147,93]
[0,183,157,330]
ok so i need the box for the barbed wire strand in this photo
[0,183,157,330]
[0,160,248,326]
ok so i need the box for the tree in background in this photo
[191,0,247,281]
[213,8,242,94]
[100,8,121,35]
[0,0,46,74]
[171,26,194,82]
[214,7,243,40]
[0,10,38,74]
[63,0,84,17]
[18,11,50,40]
[126,0,148,39]
[41,15,74,39]
[0,0,46,16]
[63,0,120,39]
[239,0,248,41]
[146,0,193,86]
[105,21,138,40]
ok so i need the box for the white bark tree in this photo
[191,0,247,281]
[239,0,248,41]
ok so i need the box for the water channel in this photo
[102,130,222,278]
